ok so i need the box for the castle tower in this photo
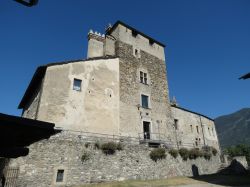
[87,30,105,58]
[106,21,175,143]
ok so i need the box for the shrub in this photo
[225,144,250,166]
[211,147,218,156]
[169,149,178,158]
[84,142,91,148]
[179,148,189,161]
[189,148,201,160]
[81,151,91,162]
[199,150,205,157]
[203,151,212,160]
[101,142,117,155]
[94,141,100,149]
[150,148,166,162]
[116,142,124,151]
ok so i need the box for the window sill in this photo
[141,106,151,110]
[139,82,149,86]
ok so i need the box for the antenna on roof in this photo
[171,96,178,107]
[105,23,112,33]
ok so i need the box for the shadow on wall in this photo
[189,160,250,186]
[192,164,199,177]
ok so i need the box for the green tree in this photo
[225,144,250,166]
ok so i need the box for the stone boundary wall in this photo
[9,132,221,187]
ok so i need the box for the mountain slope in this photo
[215,108,250,148]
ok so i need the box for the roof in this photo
[0,113,60,158]
[106,20,166,47]
[171,105,214,121]
[239,73,250,80]
[18,56,118,109]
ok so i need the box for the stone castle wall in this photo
[116,40,175,142]
[9,132,221,187]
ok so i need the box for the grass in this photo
[75,174,250,187]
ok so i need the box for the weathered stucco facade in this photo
[171,106,220,151]
[8,20,222,186]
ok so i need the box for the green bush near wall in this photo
[150,148,166,162]
[179,148,189,161]
[169,149,178,158]
[101,142,118,155]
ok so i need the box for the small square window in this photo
[141,94,149,108]
[56,169,64,183]
[149,39,154,46]
[73,79,82,91]
[132,30,138,37]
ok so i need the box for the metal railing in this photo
[54,128,203,149]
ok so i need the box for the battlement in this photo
[87,30,105,58]
[87,21,166,60]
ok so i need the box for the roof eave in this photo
[18,66,47,109]
[107,20,166,48]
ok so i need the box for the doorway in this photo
[143,121,151,140]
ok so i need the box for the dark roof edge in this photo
[44,56,118,68]
[18,56,118,109]
[171,105,214,121]
[18,66,47,109]
[239,72,250,80]
[0,113,56,130]
[107,20,166,47]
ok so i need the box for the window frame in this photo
[56,169,64,183]
[73,78,82,91]
[139,71,148,85]
[53,167,67,185]
[141,94,150,109]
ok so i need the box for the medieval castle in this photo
[5,21,221,186]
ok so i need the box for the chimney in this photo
[87,30,105,58]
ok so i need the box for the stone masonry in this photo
[9,131,221,187]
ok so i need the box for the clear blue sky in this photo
[0,0,250,118]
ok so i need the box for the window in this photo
[174,119,178,130]
[73,79,82,91]
[56,169,64,183]
[149,39,154,46]
[134,48,140,58]
[135,49,138,56]
[190,125,193,133]
[132,30,138,37]
[141,94,149,108]
[195,138,198,146]
[196,126,199,134]
[208,127,211,136]
[140,71,148,84]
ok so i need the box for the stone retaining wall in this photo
[9,132,221,187]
